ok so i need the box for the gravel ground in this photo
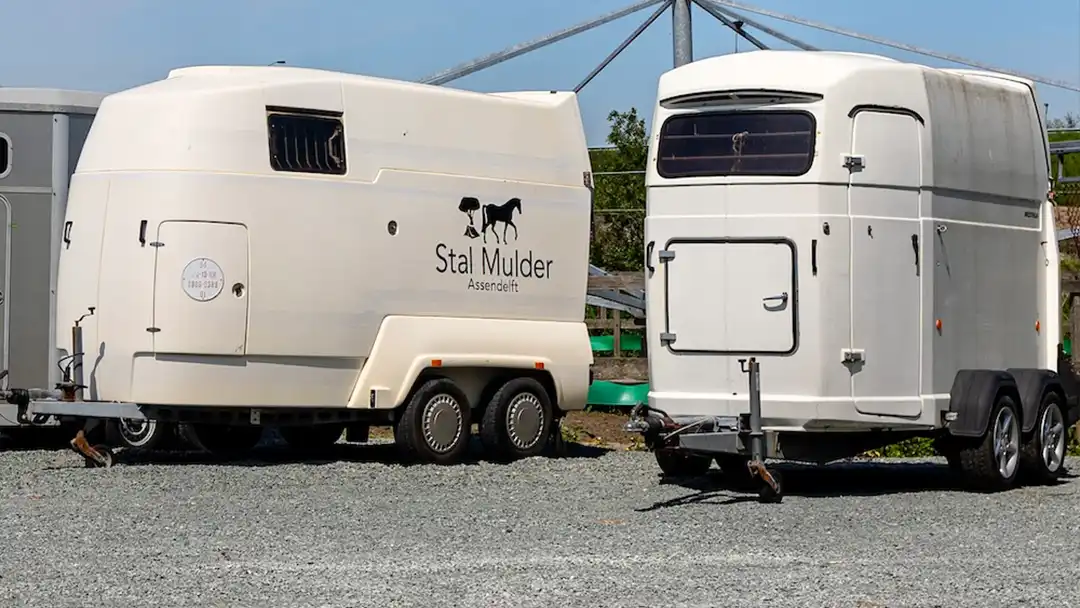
[0,439,1078,608]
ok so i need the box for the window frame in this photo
[655,109,817,179]
[265,106,347,176]
[0,132,11,179]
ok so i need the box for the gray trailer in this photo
[0,88,103,429]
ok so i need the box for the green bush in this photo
[862,429,1080,459]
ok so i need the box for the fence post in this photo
[613,311,622,357]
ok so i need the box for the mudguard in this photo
[1055,344,1080,427]
[946,370,1019,438]
[1006,368,1064,434]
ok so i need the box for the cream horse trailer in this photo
[625,50,1078,500]
[7,65,595,465]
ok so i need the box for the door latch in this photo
[843,154,866,171]
[842,349,865,364]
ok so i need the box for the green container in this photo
[590,334,643,353]
[586,380,649,408]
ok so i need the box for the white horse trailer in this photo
[625,50,1079,500]
[7,65,595,465]
[0,88,102,431]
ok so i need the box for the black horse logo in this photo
[480,197,522,244]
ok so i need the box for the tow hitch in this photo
[624,356,782,503]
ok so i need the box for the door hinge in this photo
[843,154,866,171]
[660,332,676,345]
[658,250,675,262]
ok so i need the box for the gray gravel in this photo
[0,440,1078,608]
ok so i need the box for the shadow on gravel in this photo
[637,461,1077,510]
[0,428,79,452]
[35,436,612,469]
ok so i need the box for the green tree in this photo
[588,108,648,271]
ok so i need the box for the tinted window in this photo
[656,111,815,178]
[0,134,9,177]
[266,109,346,175]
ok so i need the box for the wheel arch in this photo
[1006,368,1065,435]
[406,365,559,416]
[946,369,1021,438]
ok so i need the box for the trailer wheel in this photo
[394,378,471,465]
[654,449,711,478]
[279,423,346,452]
[1019,391,1067,484]
[957,393,1021,491]
[179,423,263,459]
[479,377,553,461]
[105,419,173,451]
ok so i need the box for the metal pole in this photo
[691,0,768,50]
[697,0,817,51]
[421,0,667,85]
[672,0,693,67]
[707,0,1080,93]
[747,358,764,463]
[575,0,673,93]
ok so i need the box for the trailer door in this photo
[847,109,923,417]
[151,221,250,356]
[662,237,798,355]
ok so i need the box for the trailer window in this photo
[0,133,9,178]
[656,111,815,178]
[266,108,346,175]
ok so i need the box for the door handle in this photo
[645,241,655,273]
[762,292,788,311]
[62,221,72,247]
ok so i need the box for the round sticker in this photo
[181,258,225,302]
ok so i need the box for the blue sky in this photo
[2,0,1078,146]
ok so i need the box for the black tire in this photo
[655,449,712,477]
[957,393,1022,491]
[1020,391,1068,484]
[394,377,471,465]
[479,377,554,461]
[83,444,115,468]
[279,423,346,452]
[179,423,263,458]
[758,469,783,504]
[105,419,174,451]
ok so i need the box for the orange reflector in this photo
[935,319,942,331]
[535,362,545,369]
[1036,320,1041,332]
[431,359,442,367]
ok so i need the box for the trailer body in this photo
[630,50,1072,496]
[0,88,103,428]
[15,66,595,463]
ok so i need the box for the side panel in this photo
[152,221,249,356]
[848,111,923,417]
[5,192,53,388]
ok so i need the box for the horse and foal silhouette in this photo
[459,196,523,244]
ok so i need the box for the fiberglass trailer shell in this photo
[629,50,1075,498]
[40,65,595,463]
[0,88,103,428]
